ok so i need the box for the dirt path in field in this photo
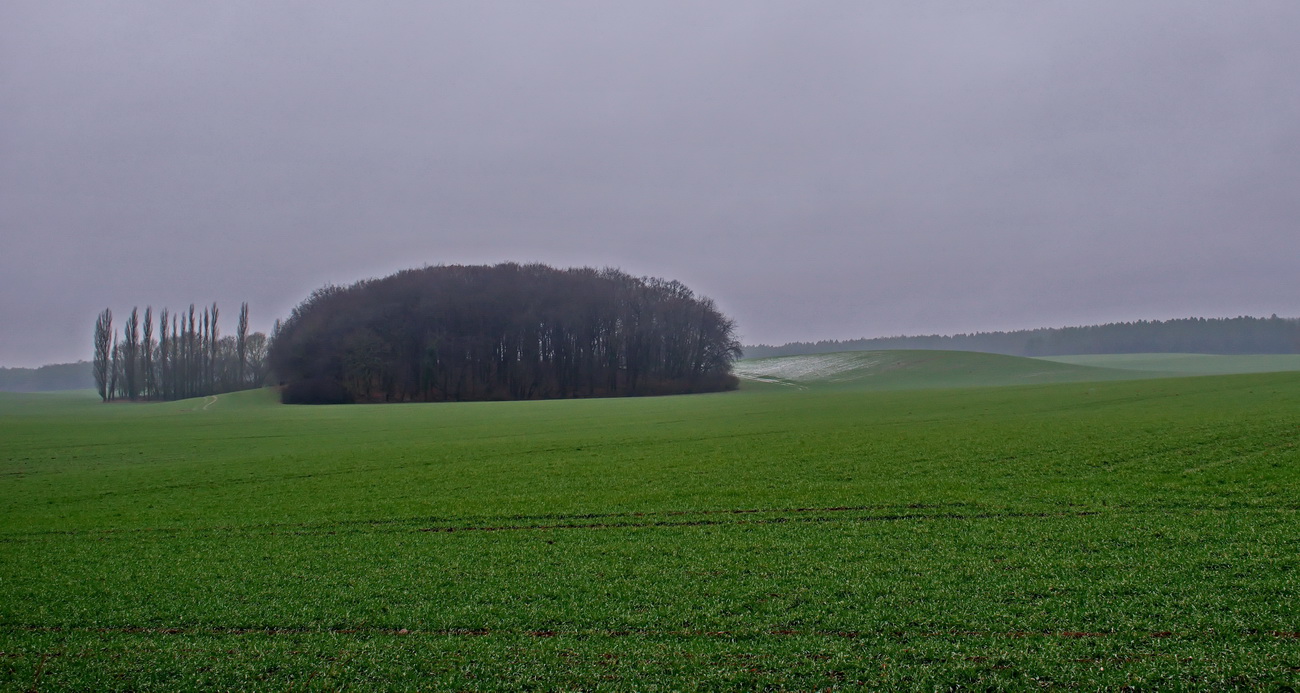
[201,395,219,411]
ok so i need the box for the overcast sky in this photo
[3,1,1298,367]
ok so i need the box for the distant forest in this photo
[743,315,1300,359]
[0,362,93,392]
[270,263,742,403]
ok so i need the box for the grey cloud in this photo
[3,1,1298,365]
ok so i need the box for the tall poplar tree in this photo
[109,337,120,401]
[94,301,267,401]
[93,308,112,402]
[187,304,197,398]
[124,307,140,400]
[172,314,181,400]
[158,308,169,401]
[142,307,154,399]
[236,302,249,387]
[209,303,219,394]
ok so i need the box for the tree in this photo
[93,301,267,401]
[209,302,219,393]
[142,307,155,399]
[109,336,121,401]
[93,309,112,402]
[186,305,197,398]
[236,302,249,388]
[123,307,140,400]
[200,307,209,396]
[171,314,181,400]
[245,332,269,386]
[158,308,169,401]
[270,263,742,404]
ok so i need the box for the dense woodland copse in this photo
[743,315,1300,359]
[269,263,742,403]
[92,303,270,402]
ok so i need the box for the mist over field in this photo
[5,6,1300,685]
[3,1,1300,366]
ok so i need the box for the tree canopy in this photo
[269,263,742,403]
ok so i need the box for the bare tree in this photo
[158,308,169,401]
[142,307,154,399]
[198,307,205,394]
[109,336,121,401]
[236,302,249,388]
[172,314,181,400]
[209,302,219,393]
[246,332,269,385]
[94,301,268,401]
[123,307,140,400]
[187,304,197,398]
[93,309,112,402]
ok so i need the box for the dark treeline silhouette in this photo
[270,263,742,404]
[93,302,269,402]
[0,362,94,392]
[743,315,1300,359]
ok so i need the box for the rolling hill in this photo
[1038,352,1300,375]
[733,349,1157,390]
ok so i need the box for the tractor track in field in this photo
[413,508,1105,534]
[4,503,1295,543]
[5,622,1300,642]
[0,503,1106,541]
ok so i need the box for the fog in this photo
[3,1,1298,366]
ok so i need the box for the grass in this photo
[2,359,1300,689]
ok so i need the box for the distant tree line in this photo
[743,315,1300,359]
[269,263,741,403]
[0,362,93,393]
[93,302,270,402]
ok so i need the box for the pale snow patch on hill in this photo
[733,353,885,384]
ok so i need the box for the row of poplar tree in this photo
[92,302,271,402]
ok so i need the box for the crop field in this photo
[1039,353,1300,376]
[2,352,1300,689]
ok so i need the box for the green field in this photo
[1039,353,1300,376]
[3,353,1300,689]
